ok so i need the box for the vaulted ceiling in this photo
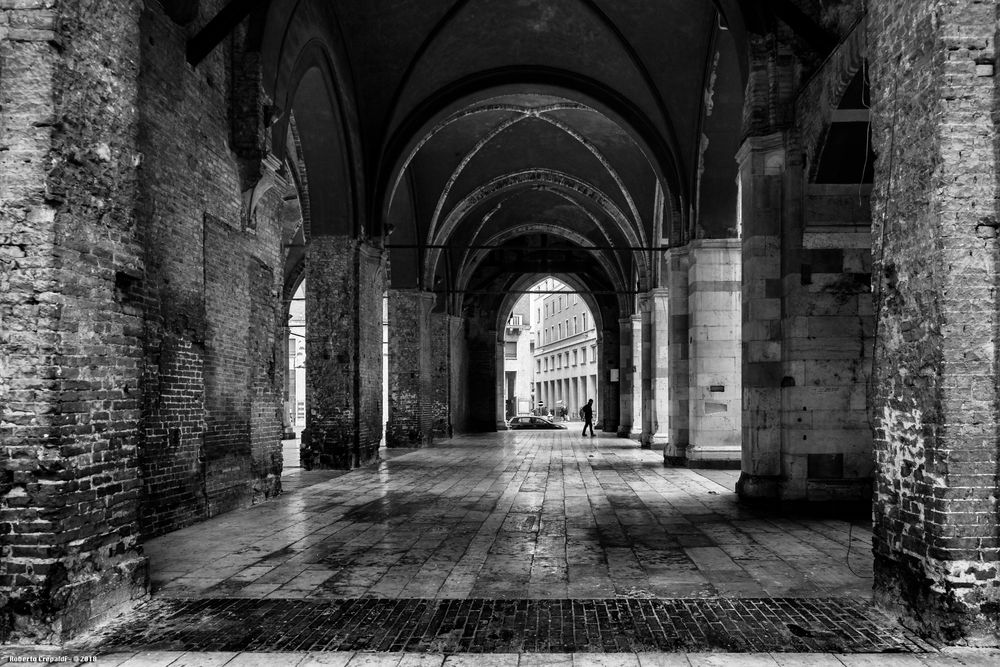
[251,0,852,316]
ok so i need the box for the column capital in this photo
[735,131,788,170]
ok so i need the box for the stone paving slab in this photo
[69,597,930,655]
[143,433,874,602]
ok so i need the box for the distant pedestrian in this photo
[581,399,595,437]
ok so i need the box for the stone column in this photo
[640,289,670,451]
[666,249,690,460]
[429,312,458,438]
[869,0,1000,642]
[282,333,296,438]
[598,328,619,431]
[386,289,434,447]
[495,334,507,429]
[631,313,643,435]
[735,133,786,499]
[687,239,742,465]
[447,316,471,434]
[617,317,634,437]
[305,236,385,469]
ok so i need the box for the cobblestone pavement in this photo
[74,597,927,654]
[145,432,874,601]
[7,649,1000,666]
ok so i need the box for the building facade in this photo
[502,295,534,418]
[531,279,599,421]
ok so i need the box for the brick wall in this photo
[387,290,433,446]
[429,313,453,437]
[304,237,384,468]
[1,0,147,642]
[869,0,1000,642]
[135,2,284,538]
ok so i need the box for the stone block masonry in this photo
[869,0,1000,643]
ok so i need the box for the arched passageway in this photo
[4,0,1000,650]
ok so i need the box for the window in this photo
[504,341,517,359]
[573,350,578,365]
[536,359,541,373]
[544,358,549,371]
[537,308,541,324]
[573,317,578,334]
[582,313,588,331]
[591,345,597,362]
[573,294,578,305]
[557,354,562,369]
[558,296,563,311]
[582,347,588,363]
[558,324,563,339]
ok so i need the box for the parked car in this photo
[507,415,567,430]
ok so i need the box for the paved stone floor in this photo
[12,432,1000,664]
[146,432,875,601]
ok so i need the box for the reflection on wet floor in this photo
[146,431,874,601]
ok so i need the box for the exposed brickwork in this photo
[1,0,147,643]
[428,313,453,437]
[387,290,434,447]
[304,237,385,468]
[83,597,928,654]
[869,0,1000,643]
[135,2,285,538]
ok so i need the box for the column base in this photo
[663,440,685,460]
[497,420,510,431]
[735,472,782,501]
[616,425,632,438]
[686,445,741,469]
[11,555,149,643]
[641,432,669,451]
[874,552,1000,646]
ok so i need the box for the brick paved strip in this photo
[74,598,927,654]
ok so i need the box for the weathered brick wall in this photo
[869,0,1000,642]
[1,0,147,643]
[357,245,385,461]
[429,312,453,437]
[304,237,384,468]
[387,290,433,446]
[135,2,284,538]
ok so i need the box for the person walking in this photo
[581,399,595,437]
